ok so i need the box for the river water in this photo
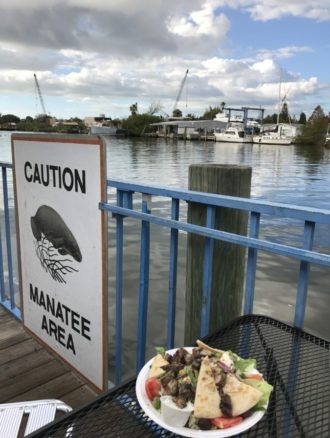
[1,132,329,379]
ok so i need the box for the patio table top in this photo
[28,314,329,437]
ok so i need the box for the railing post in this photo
[294,220,315,328]
[2,166,15,309]
[114,190,124,385]
[166,198,179,350]
[0,225,6,302]
[200,206,216,337]
[136,194,151,372]
[244,211,261,314]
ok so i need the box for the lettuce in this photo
[234,357,257,375]
[244,378,273,409]
[155,346,166,357]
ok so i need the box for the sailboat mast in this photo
[277,69,282,126]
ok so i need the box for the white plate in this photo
[135,347,267,438]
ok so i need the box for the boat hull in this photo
[214,133,253,143]
[253,135,292,145]
[90,126,118,135]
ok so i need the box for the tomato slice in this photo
[245,373,263,381]
[145,377,161,401]
[211,416,243,429]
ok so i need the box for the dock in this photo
[0,306,98,407]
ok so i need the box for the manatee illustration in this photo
[31,205,82,283]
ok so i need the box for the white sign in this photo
[12,134,107,391]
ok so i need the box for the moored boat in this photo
[90,125,118,135]
[253,123,302,145]
[214,124,253,143]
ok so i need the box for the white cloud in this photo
[257,46,314,60]
[0,0,328,118]
[167,3,230,39]
[246,1,330,21]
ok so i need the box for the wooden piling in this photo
[185,164,252,344]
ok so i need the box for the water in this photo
[1,132,329,379]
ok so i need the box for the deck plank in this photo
[0,349,54,385]
[8,371,86,403]
[0,337,43,366]
[0,306,98,408]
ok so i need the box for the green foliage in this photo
[0,114,21,124]
[263,113,278,124]
[298,112,307,124]
[130,102,138,116]
[295,117,328,146]
[122,113,163,136]
[201,106,223,120]
[279,102,290,123]
[172,108,182,117]
[309,105,325,122]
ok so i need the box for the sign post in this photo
[12,133,107,392]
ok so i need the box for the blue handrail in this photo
[103,179,330,382]
[1,164,330,385]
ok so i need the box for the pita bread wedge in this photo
[194,357,222,419]
[149,354,169,378]
[223,374,262,417]
[196,340,224,355]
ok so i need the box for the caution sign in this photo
[12,134,107,391]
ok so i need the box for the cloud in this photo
[206,0,330,21]
[0,0,328,118]
[256,46,314,60]
[167,3,230,39]
[246,1,330,21]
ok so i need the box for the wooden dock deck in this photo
[0,306,98,408]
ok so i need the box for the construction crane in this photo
[34,73,47,116]
[172,69,189,115]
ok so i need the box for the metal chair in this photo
[0,399,72,437]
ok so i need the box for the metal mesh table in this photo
[28,315,330,437]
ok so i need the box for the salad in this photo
[143,340,273,431]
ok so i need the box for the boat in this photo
[214,124,253,143]
[90,125,118,135]
[253,124,292,145]
[253,123,302,145]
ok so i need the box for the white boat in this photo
[90,125,118,135]
[214,125,253,143]
[253,123,300,145]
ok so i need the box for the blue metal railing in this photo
[103,179,330,383]
[0,163,20,320]
[1,163,330,385]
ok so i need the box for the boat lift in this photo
[224,107,264,128]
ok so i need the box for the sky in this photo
[0,0,329,120]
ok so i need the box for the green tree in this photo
[279,102,290,123]
[201,106,223,120]
[295,105,328,146]
[130,102,138,116]
[298,112,307,124]
[172,108,182,117]
[308,105,325,122]
[0,114,21,123]
[263,113,278,124]
[122,113,162,136]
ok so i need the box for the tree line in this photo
[1,102,329,144]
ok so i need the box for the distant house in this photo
[148,118,227,139]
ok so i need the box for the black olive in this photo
[197,418,212,430]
